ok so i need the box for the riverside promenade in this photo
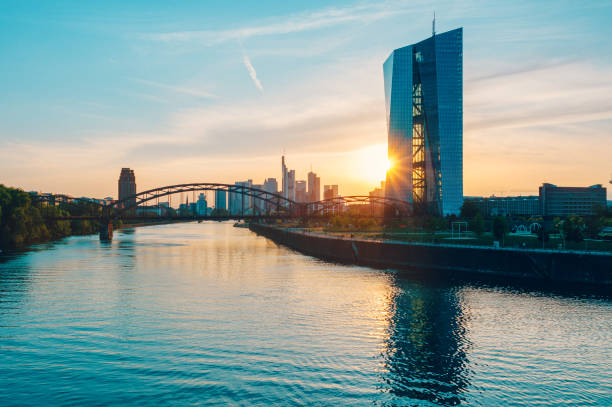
[250,224,612,287]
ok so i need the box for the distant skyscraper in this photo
[295,180,307,203]
[118,168,136,212]
[307,171,321,202]
[323,185,339,200]
[384,27,463,215]
[230,180,252,215]
[215,190,227,211]
[264,178,278,194]
[263,178,278,212]
[287,170,296,201]
[196,193,208,216]
[281,156,288,199]
[251,183,266,214]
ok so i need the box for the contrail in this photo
[242,53,263,92]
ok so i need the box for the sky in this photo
[1,0,611,199]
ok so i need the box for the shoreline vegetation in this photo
[0,184,102,249]
[0,184,185,251]
[264,206,612,253]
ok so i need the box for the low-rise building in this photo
[539,183,606,217]
[465,195,540,217]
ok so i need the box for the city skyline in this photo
[1,1,611,199]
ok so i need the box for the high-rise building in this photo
[264,178,278,195]
[196,193,208,216]
[281,156,288,199]
[383,27,463,216]
[251,183,266,214]
[323,185,339,200]
[263,178,279,213]
[307,171,321,202]
[215,190,227,211]
[229,180,253,215]
[287,170,296,202]
[295,180,307,203]
[369,181,386,216]
[118,168,136,212]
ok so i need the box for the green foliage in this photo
[562,216,584,243]
[584,215,604,238]
[492,216,508,243]
[0,184,101,249]
[537,227,550,245]
[460,200,480,218]
[470,213,485,237]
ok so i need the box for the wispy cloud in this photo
[242,53,263,92]
[143,2,413,45]
[132,78,216,99]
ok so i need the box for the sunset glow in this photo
[0,1,610,199]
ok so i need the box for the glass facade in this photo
[384,28,463,215]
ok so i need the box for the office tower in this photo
[307,171,321,202]
[369,181,386,217]
[264,178,278,195]
[323,185,339,200]
[196,193,208,216]
[230,180,253,215]
[118,168,136,212]
[295,180,307,203]
[287,170,296,201]
[281,156,288,199]
[215,190,227,211]
[263,178,279,213]
[251,183,266,214]
[384,27,463,215]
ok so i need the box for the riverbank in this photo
[250,223,612,287]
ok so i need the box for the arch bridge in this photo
[32,183,412,240]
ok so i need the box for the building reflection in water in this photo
[379,278,471,406]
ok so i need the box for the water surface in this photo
[1,222,610,406]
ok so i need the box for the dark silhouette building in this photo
[384,27,463,215]
[539,183,606,217]
[118,168,136,212]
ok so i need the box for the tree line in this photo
[0,185,102,249]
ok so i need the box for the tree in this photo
[584,215,604,238]
[460,200,480,218]
[537,227,550,248]
[470,213,485,237]
[563,216,584,243]
[492,216,508,245]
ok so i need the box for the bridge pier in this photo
[99,221,113,241]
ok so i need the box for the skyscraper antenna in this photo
[432,12,436,36]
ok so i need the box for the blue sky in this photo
[1,0,611,198]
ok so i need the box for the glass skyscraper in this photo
[384,27,463,216]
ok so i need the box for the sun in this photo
[352,144,390,184]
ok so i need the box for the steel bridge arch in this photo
[32,188,413,219]
[305,195,412,217]
[107,183,297,218]
[32,194,105,207]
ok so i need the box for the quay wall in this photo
[250,224,612,286]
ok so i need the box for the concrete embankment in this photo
[250,224,612,287]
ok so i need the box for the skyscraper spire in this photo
[432,12,436,36]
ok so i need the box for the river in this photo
[0,222,610,406]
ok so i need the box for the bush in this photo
[470,213,485,237]
[492,216,508,244]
